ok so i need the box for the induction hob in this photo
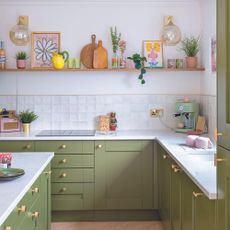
[36,130,95,136]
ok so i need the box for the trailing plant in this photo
[18,110,38,123]
[180,36,200,57]
[110,26,121,53]
[16,51,28,60]
[127,53,147,84]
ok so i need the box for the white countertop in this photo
[0,130,216,200]
[0,152,54,226]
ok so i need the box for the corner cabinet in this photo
[95,140,153,210]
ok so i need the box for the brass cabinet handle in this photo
[4,227,12,230]
[25,144,31,149]
[163,155,167,159]
[31,211,39,219]
[193,191,203,198]
[97,144,102,149]
[18,205,27,213]
[214,129,224,141]
[214,154,225,166]
[60,144,66,149]
[32,187,39,194]
[61,173,67,178]
[60,187,67,192]
[44,170,52,175]
[173,168,181,173]
[171,164,177,169]
[60,159,67,163]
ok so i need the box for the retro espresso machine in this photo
[174,101,199,133]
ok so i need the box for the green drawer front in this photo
[35,141,94,154]
[0,141,34,152]
[51,168,94,182]
[105,141,142,152]
[52,183,94,211]
[52,155,94,168]
[51,182,94,195]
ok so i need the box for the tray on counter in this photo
[0,168,25,181]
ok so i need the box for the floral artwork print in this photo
[142,40,163,68]
[31,32,60,68]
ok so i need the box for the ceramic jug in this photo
[52,51,69,69]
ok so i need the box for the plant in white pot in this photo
[16,51,28,69]
[180,36,200,68]
[19,110,38,134]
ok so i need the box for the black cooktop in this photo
[36,130,95,136]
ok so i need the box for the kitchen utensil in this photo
[0,168,25,181]
[93,40,108,69]
[80,34,97,69]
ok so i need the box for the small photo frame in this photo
[31,32,60,69]
[142,40,163,68]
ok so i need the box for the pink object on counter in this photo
[195,137,213,149]
[126,59,135,69]
[186,135,199,147]
[0,117,21,132]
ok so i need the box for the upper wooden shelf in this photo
[0,67,205,72]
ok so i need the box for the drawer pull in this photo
[44,170,52,175]
[18,205,27,213]
[32,187,39,194]
[61,173,67,178]
[4,226,12,230]
[60,187,67,192]
[61,159,67,163]
[31,211,39,219]
[171,164,178,169]
[60,144,66,149]
[193,192,203,198]
[173,168,181,173]
[97,144,102,149]
[163,155,167,159]
[25,144,31,149]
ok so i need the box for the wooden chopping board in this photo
[80,34,97,69]
[93,40,108,69]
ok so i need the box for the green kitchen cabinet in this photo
[0,141,35,152]
[95,140,153,210]
[217,0,230,149]
[157,143,171,230]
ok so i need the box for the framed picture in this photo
[31,32,60,69]
[142,40,163,68]
[211,37,216,73]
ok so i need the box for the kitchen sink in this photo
[36,130,95,136]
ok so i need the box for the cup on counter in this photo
[0,152,12,168]
[167,59,176,68]
[176,59,184,68]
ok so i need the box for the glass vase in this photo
[119,54,126,68]
[112,52,119,68]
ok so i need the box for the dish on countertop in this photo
[0,168,25,181]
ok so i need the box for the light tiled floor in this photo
[51,221,164,230]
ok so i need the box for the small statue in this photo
[110,112,117,131]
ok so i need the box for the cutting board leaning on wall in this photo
[93,40,108,69]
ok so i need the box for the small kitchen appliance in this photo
[174,101,199,133]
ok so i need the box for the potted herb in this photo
[16,51,28,69]
[110,26,121,68]
[180,36,200,68]
[18,110,38,134]
[127,53,147,84]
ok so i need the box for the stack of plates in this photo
[0,168,25,181]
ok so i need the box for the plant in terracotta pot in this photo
[18,110,38,134]
[180,36,200,68]
[16,51,28,69]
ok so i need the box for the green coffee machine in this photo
[174,101,199,133]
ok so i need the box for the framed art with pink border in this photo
[31,32,60,69]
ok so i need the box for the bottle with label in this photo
[0,41,6,69]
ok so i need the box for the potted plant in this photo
[16,51,28,69]
[110,26,121,68]
[180,36,200,68]
[18,110,38,134]
[127,53,147,84]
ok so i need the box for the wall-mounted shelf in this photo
[0,68,205,72]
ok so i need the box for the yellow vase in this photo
[52,51,69,69]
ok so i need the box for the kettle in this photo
[52,51,69,69]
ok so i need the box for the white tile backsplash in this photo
[0,95,216,135]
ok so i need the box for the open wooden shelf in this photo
[0,67,205,72]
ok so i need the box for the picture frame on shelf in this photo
[31,32,60,69]
[142,40,163,68]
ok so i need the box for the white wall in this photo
[0,1,202,95]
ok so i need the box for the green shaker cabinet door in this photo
[95,140,153,210]
[0,141,35,152]
[217,0,230,149]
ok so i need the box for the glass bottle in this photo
[119,53,126,68]
[0,41,6,69]
[112,52,119,68]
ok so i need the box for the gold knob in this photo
[18,205,27,213]
[214,129,224,141]
[98,144,102,149]
[60,144,66,149]
[214,154,225,166]
[174,168,181,173]
[163,155,167,159]
[25,144,31,149]
[171,164,178,169]
[44,170,52,175]
[61,159,67,163]
[4,227,12,230]
[61,173,67,178]
[32,187,39,194]
[60,187,67,192]
[31,211,39,219]
[193,191,203,197]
